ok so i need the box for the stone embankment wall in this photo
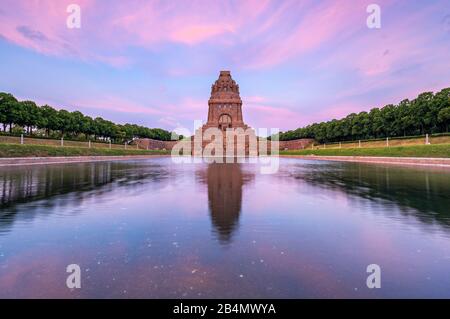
[278,139,314,150]
[136,138,314,152]
[135,139,178,150]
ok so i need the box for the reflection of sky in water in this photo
[0,157,450,298]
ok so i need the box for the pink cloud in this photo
[170,24,236,45]
[242,95,363,130]
[0,0,265,67]
[31,92,209,130]
[70,95,166,118]
[240,0,374,69]
[158,116,180,128]
[245,101,302,129]
[107,0,271,48]
[159,97,209,129]
[0,0,136,68]
[318,1,450,82]
[244,95,267,104]
[314,102,366,121]
[0,0,411,74]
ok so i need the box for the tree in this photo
[411,92,433,134]
[82,116,95,139]
[0,92,174,141]
[369,107,384,138]
[380,104,397,137]
[70,111,85,136]
[438,107,450,132]
[57,109,73,136]
[20,100,40,134]
[278,87,450,142]
[433,88,450,132]
[0,93,19,132]
[38,105,59,136]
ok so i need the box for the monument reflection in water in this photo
[203,163,253,244]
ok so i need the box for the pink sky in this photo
[1,0,450,132]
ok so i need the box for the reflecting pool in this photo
[1,157,450,298]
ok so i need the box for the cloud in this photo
[0,0,321,69]
[170,24,236,45]
[0,0,131,67]
[0,0,407,73]
[71,95,166,118]
[244,98,302,130]
[236,0,373,69]
[158,116,180,128]
[16,25,48,41]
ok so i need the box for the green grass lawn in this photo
[0,143,170,157]
[280,144,450,158]
[2,142,450,158]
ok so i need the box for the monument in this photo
[204,71,249,131]
[195,71,257,156]
[136,70,312,154]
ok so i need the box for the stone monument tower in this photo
[205,71,248,130]
[196,71,255,155]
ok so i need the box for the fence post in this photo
[109,140,112,149]
[20,134,24,145]
[386,137,389,147]
[359,140,361,148]
[125,142,127,149]
[61,137,64,147]
[425,134,430,145]
[311,143,314,150]
[339,142,341,149]
[136,143,139,150]
[88,140,91,148]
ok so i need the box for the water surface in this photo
[1,157,450,298]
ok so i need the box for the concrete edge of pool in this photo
[0,155,171,166]
[1,155,450,168]
[280,155,450,168]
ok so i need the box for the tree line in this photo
[0,92,173,143]
[279,88,450,143]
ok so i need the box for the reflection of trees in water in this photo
[198,163,254,244]
[290,162,450,228]
[0,162,170,234]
